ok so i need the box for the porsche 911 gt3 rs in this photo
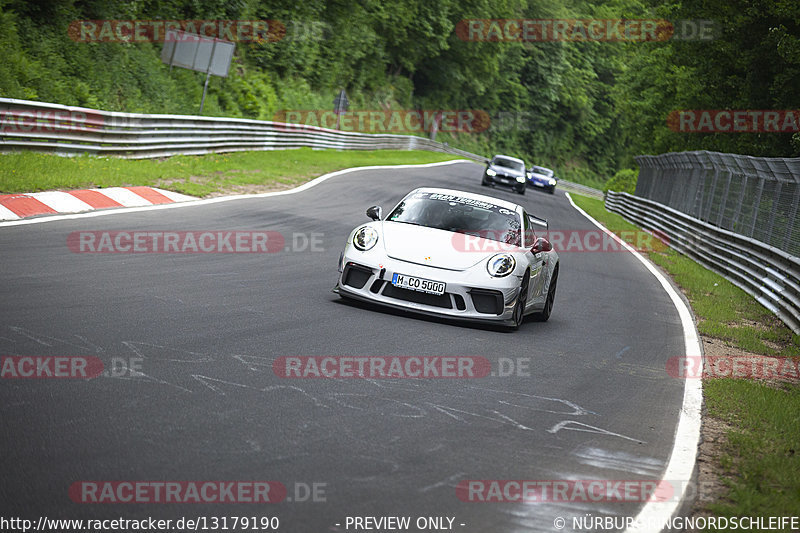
[333,187,559,329]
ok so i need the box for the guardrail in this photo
[0,97,486,161]
[558,180,603,199]
[605,190,800,334]
[0,97,605,199]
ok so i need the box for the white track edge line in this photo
[565,192,703,533]
[0,159,474,227]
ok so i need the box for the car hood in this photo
[488,164,525,178]
[381,222,517,271]
[529,172,554,181]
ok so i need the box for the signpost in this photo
[333,89,349,130]
[161,30,235,114]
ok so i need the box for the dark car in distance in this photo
[481,155,527,195]
[527,165,558,194]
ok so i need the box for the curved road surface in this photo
[0,161,688,532]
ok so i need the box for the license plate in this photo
[391,273,445,295]
[533,181,544,187]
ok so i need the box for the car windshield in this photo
[387,191,521,245]
[492,158,524,172]
[531,166,553,177]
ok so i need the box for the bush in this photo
[603,168,638,195]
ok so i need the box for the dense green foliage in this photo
[1,0,798,185]
[617,1,800,159]
[603,168,638,194]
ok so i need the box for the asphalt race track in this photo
[0,161,688,532]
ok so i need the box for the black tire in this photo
[481,179,490,186]
[510,272,529,330]
[548,187,555,195]
[533,266,558,322]
[517,187,526,195]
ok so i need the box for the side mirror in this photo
[531,237,552,254]
[366,205,382,221]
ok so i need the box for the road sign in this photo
[161,30,235,114]
[333,89,349,130]
[333,90,349,114]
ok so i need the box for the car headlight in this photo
[516,176,526,183]
[486,168,497,176]
[487,253,516,277]
[548,178,557,185]
[353,226,378,251]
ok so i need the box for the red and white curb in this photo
[0,160,473,227]
[0,187,196,220]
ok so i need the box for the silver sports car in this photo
[333,187,559,329]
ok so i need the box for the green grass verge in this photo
[570,194,800,520]
[0,149,463,197]
[704,380,800,517]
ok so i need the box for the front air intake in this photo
[469,289,504,315]
[342,263,373,289]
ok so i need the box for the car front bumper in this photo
[484,173,526,191]
[334,248,524,325]
[528,179,556,189]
